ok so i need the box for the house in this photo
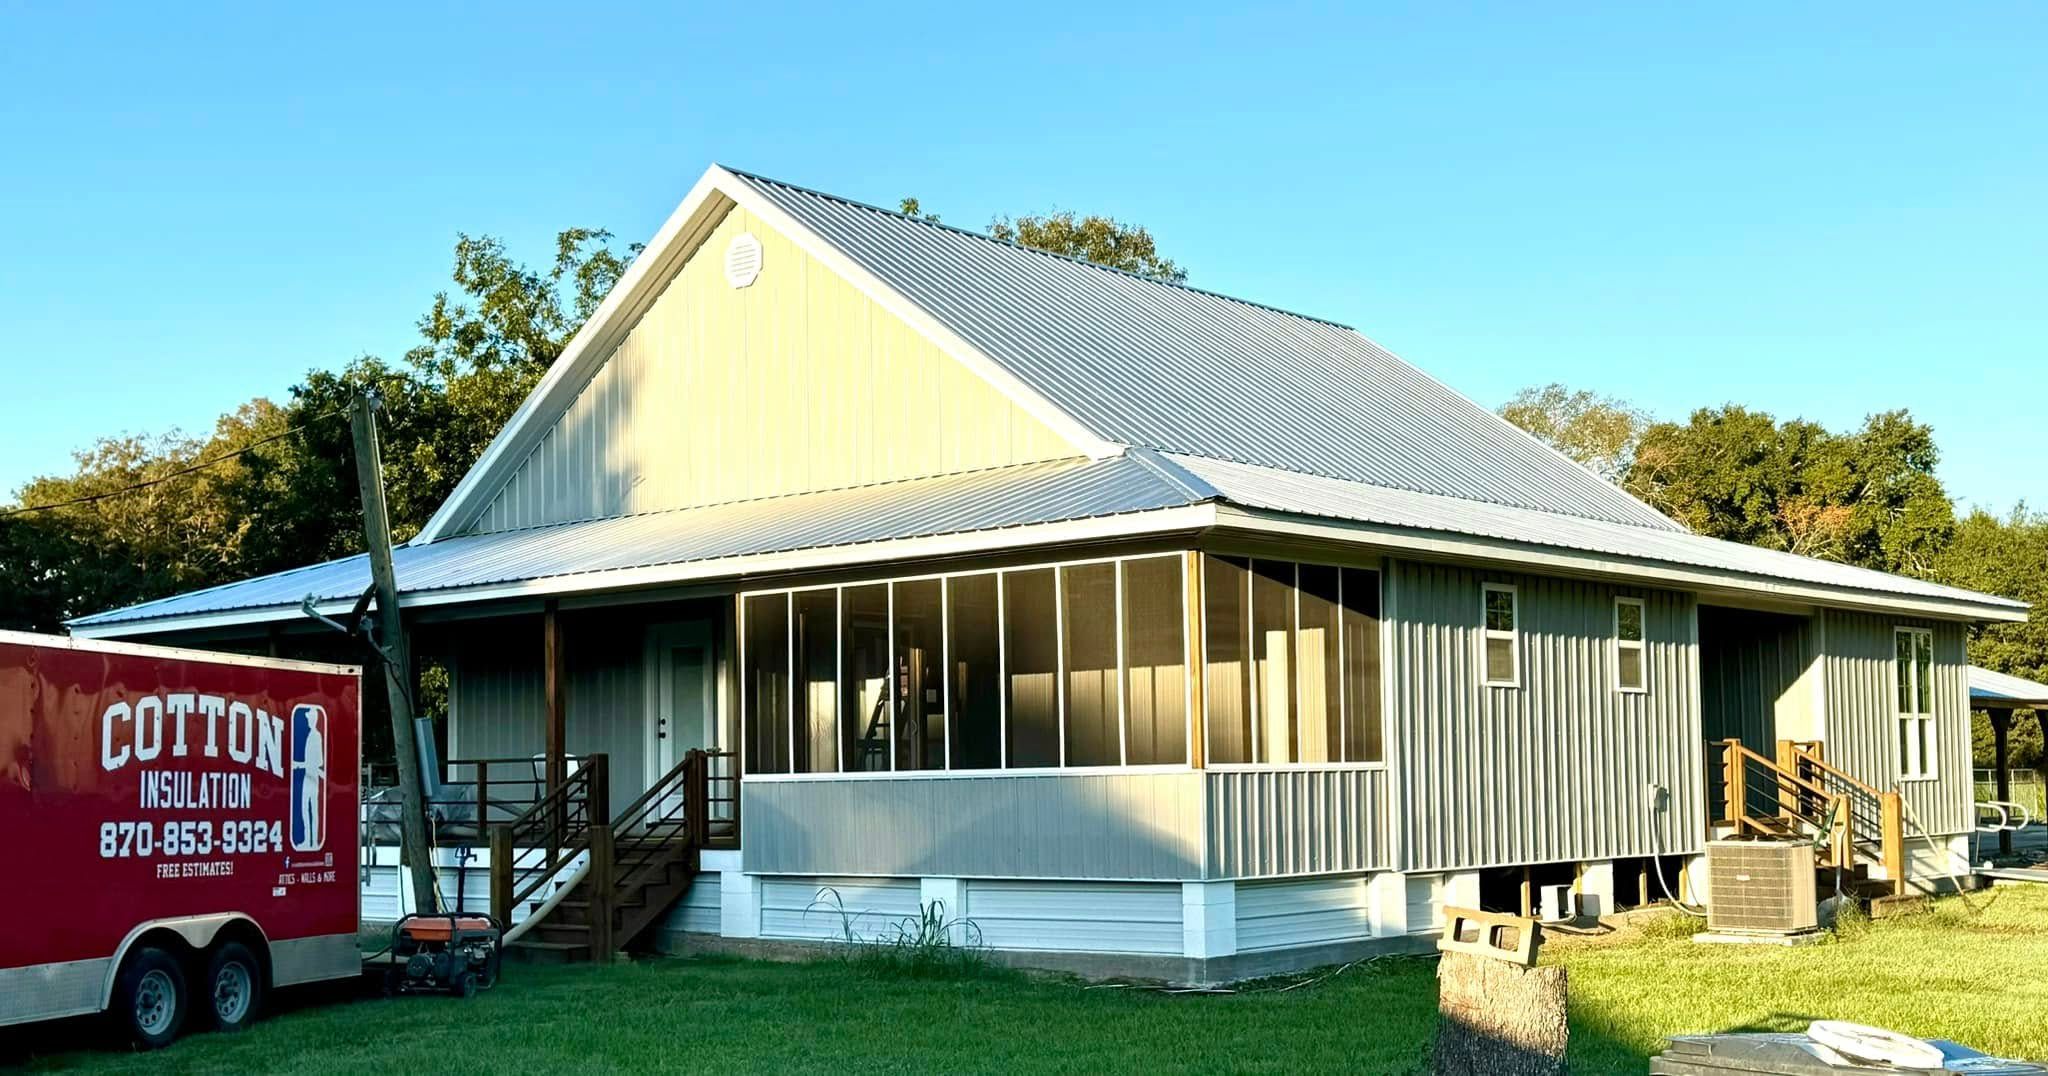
[73,165,2028,980]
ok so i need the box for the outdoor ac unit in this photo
[1705,839,1818,935]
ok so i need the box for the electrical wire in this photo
[0,405,346,518]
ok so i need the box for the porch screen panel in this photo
[1062,562,1120,767]
[743,593,791,775]
[1203,555,1253,764]
[1339,567,1383,763]
[892,579,945,771]
[1252,560,1297,764]
[947,574,1001,769]
[1004,568,1060,768]
[841,584,890,772]
[793,590,838,773]
[1295,564,1341,764]
[1122,556,1187,766]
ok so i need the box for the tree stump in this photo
[1433,908,1568,1075]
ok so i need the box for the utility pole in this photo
[350,392,439,913]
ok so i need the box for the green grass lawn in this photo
[9,887,2048,1074]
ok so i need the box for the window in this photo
[947,574,1001,770]
[1895,627,1937,779]
[1122,557,1188,766]
[1202,555,1254,764]
[737,554,1197,775]
[840,584,889,772]
[1003,568,1060,768]
[1482,583,1518,686]
[1614,597,1647,693]
[892,579,945,770]
[743,592,791,775]
[794,590,839,772]
[1200,557,1383,767]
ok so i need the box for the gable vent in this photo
[724,232,764,288]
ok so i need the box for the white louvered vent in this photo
[724,232,763,288]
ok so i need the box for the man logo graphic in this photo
[291,704,327,851]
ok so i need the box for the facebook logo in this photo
[290,704,327,852]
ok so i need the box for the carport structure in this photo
[1972,666,2048,857]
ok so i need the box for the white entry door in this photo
[647,623,716,826]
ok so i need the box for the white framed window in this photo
[1614,597,1647,693]
[1894,627,1937,780]
[1481,583,1519,687]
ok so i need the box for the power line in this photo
[1,406,347,519]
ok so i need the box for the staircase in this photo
[1712,738,1908,899]
[489,749,738,963]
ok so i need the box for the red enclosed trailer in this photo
[0,630,362,1046]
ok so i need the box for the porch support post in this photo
[1992,709,2013,857]
[544,601,566,798]
[1184,551,1206,769]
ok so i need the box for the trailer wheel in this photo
[204,942,264,1032]
[115,946,188,1049]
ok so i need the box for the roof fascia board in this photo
[71,504,1219,641]
[712,166,1120,463]
[416,165,1122,543]
[415,173,740,543]
[1212,506,2029,624]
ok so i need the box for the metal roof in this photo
[1970,666,2048,708]
[1155,451,2028,613]
[71,456,1195,629]
[728,169,1682,533]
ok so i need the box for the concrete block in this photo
[1577,860,1616,919]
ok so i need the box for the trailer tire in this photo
[203,941,264,1033]
[115,946,188,1049]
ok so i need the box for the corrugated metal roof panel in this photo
[1163,452,2025,611]
[730,168,1683,533]
[73,456,1196,628]
[1970,666,2048,707]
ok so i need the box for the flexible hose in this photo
[1646,787,1709,918]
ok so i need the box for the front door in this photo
[649,623,716,826]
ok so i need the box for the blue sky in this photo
[1,3,2041,512]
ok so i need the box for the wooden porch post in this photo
[1881,791,1906,897]
[1184,551,1206,770]
[544,601,566,795]
[1992,710,2014,857]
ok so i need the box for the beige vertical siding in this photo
[471,206,1078,534]
[1820,611,1973,836]
[1203,769,1387,878]
[1387,560,1704,873]
[740,772,1206,880]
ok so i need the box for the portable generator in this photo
[379,913,503,998]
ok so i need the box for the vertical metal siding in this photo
[741,772,1206,880]
[472,205,1076,534]
[447,617,650,819]
[1820,611,1973,836]
[1698,607,1814,748]
[1203,769,1387,878]
[1387,560,1703,872]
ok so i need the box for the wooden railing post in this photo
[589,753,610,827]
[685,750,707,846]
[1725,740,1747,831]
[1881,791,1906,897]
[488,823,513,927]
[589,822,615,961]
[1830,795,1853,869]
[1775,739,1800,821]
[476,759,491,829]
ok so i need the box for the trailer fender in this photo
[99,913,271,1009]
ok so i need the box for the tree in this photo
[898,196,1186,282]
[1625,406,1956,576]
[1499,383,1649,482]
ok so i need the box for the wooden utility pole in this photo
[351,392,439,913]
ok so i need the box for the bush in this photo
[1632,910,1702,941]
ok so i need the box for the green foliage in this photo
[2,227,638,631]
[1625,404,1955,575]
[806,886,998,981]
[898,195,1187,281]
[1499,383,1649,481]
